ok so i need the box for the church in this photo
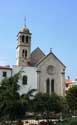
[0,23,66,96]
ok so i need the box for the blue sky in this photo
[0,0,77,79]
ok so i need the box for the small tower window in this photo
[22,35,24,42]
[25,50,27,58]
[22,50,24,57]
[51,79,54,93]
[46,78,50,94]
[26,36,28,43]
[22,75,27,85]
[22,49,27,58]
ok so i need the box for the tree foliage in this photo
[0,73,20,120]
[48,93,63,113]
[33,93,63,115]
[0,73,36,120]
[0,72,65,120]
[66,85,77,111]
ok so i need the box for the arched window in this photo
[22,35,24,42]
[25,50,27,58]
[22,75,27,85]
[51,79,54,93]
[26,36,28,43]
[22,50,27,58]
[46,78,50,94]
[22,50,24,57]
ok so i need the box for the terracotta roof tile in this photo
[0,66,12,70]
[65,79,72,84]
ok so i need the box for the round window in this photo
[47,65,55,75]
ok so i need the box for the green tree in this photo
[66,85,77,115]
[48,93,63,113]
[0,73,36,121]
[21,89,37,113]
[33,93,49,113]
[32,93,63,119]
[0,73,20,120]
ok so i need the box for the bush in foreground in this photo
[69,117,77,125]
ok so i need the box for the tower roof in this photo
[19,25,30,33]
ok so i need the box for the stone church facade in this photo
[0,23,66,96]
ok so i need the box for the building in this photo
[0,66,12,82]
[72,79,77,85]
[0,23,66,96]
[65,78,72,91]
[65,76,77,93]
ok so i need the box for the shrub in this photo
[16,120,23,125]
[69,117,77,125]
[39,121,54,125]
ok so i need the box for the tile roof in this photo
[30,47,45,66]
[65,79,72,84]
[0,66,12,70]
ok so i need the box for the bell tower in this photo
[16,22,31,66]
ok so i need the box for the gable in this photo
[36,52,65,69]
